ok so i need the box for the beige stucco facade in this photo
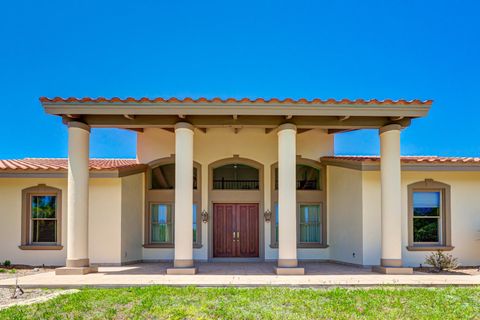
[2,126,480,269]
[0,175,144,266]
[2,97,480,273]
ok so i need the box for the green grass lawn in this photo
[1,286,480,319]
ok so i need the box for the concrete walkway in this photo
[1,262,479,288]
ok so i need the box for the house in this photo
[1,97,479,275]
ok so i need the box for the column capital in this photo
[68,121,90,133]
[379,124,401,135]
[278,123,297,133]
[175,122,194,131]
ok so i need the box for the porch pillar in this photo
[167,122,197,275]
[56,121,97,275]
[275,123,304,275]
[375,124,412,274]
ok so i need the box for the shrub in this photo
[424,251,458,272]
[3,260,11,267]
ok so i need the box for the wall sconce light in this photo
[201,210,209,223]
[264,209,272,222]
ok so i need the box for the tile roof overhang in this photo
[321,156,480,171]
[40,97,432,132]
[0,158,146,177]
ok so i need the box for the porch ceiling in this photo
[40,96,432,132]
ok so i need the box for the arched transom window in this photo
[213,164,259,190]
[150,163,198,189]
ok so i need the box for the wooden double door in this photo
[213,203,259,258]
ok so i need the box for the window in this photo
[273,202,325,247]
[145,158,202,248]
[407,179,452,251]
[270,159,326,248]
[150,164,197,189]
[147,203,200,246]
[299,205,322,243]
[192,204,198,242]
[274,165,322,190]
[31,196,58,243]
[20,185,62,250]
[213,164,259,190]
[412,192,441,243]
[150,204,173,243]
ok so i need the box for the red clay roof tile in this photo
[321,156,480,164]
[0,158,139,171]
[39,97,433,105]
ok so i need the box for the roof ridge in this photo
[39,96,433,105]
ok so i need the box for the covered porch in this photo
[40,97,432,276]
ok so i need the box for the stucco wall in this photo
[0,178,68,266]
[0,178,125,266]
[121,173,145,264]
[88,178,122,265]
[361,171,382,266]
[138,127,334,260]
[361,170,480,267]
[327,166,364,265]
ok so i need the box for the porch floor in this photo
[1,262,479,288]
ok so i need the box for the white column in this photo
[66,121,91,268]
[277,123,298,268]
[174,122,194,268]
[379,124,402,267]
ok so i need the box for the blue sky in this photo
[0,0,479,159]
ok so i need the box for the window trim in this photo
[297,202,326,246]
[270,157,328,248]
[144,156,202,248]
[212,163,260,190]
[20,184,63,250]
[407,179,453,251]
[148,201,174,246]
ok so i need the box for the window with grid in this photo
[150,203,199,244]
[412,191,442,244]
[30,195,58,243]
[150,204,173,243]
[299,205,322,243]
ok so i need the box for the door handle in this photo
[236,231,240,240]
[232,231,240,241]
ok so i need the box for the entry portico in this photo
[40,97,432,275]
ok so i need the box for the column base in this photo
[55,266,98,276]
[275,267,305,275]
[166,267,197,275]
[372,266,413,275]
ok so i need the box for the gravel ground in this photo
[415,266,480,275]
[0,267,53,280]
[0,288,55,308]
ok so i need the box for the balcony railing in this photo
[213,179,259,190]
[274,180,319,190]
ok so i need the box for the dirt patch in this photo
[414,266,480,275]
[0,266,55,281]
[0,288,78,310]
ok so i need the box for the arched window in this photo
[212,163,259,190]
[274,164,322,190]
[150,164,198,189]
[145,159,202,248]
[271,159,327,248]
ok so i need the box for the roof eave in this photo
[42,102,431,118]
